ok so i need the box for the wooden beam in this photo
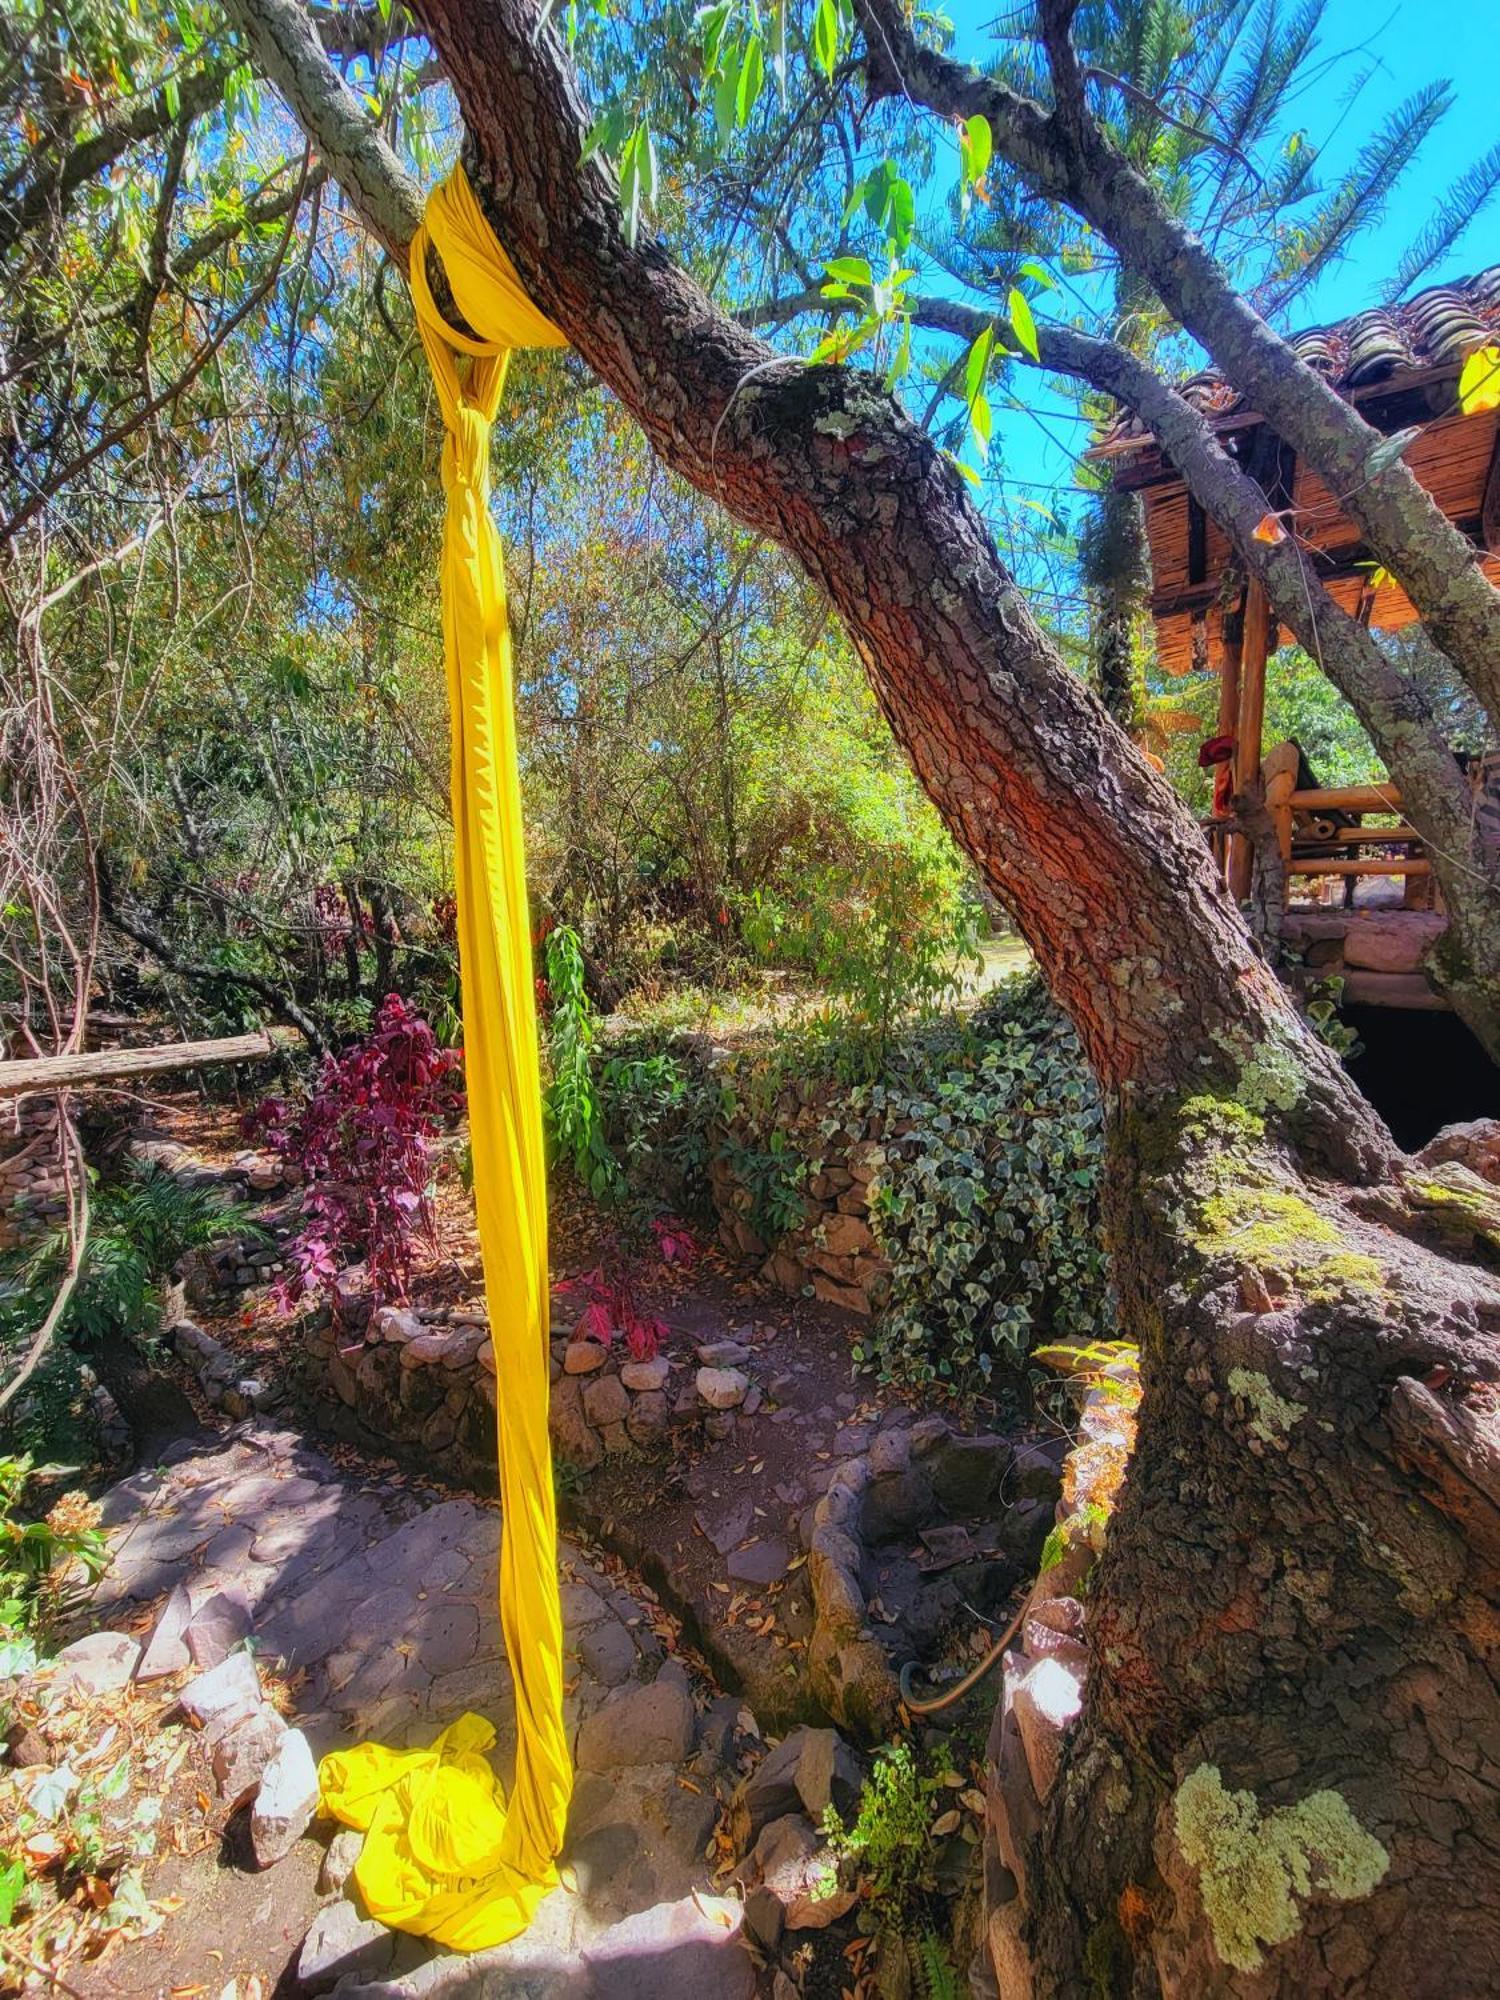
[0,1028,274,1096]
[1286,858,1431,877]
[1287,783,1404,813]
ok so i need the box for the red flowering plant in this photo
[246,995,465,1312]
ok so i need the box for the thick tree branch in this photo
[852,0,1500,736]
[222,0,1394,1178]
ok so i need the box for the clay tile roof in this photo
[1092,264,1500,455]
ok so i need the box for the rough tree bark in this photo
[219,0,1500,1991]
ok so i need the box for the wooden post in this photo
[1211,596,1245,889]
[1261,739,1300,877]
[1229,580,1271,901]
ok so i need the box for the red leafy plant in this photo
[246,995,464,1311]
[556,1219,699,1363]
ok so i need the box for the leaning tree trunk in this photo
[221,0,1500,1989]
[1080,480,1149,735]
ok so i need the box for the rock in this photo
[791,1726,864,1822]
[999,1497,1054,1568]
[576,1679,696,1771]
[184,1585,253,1670]
[564,1340,609,1374]
[550,1377,604,1472]
[743,1882,785,1951]
[179,1649,262,1738]
[626,1390,670,1446]
[582,1373,630,1428]
[695,1339,750,1367]
[697,1366,748,1410]
[578,1620,638,1688]
[1011,1653,1084,1802]
[859,1467,934,1543]
[726,1539,791,1587]
[696,1493,754,1556]
[52,1631,140,1696]
[212,1704,287,1807]
[136,1582,194,1680]
[868,1428,911,1477]
[736,1723,860,1841]
[1341,910,1445,973]
[297,1897,397,1991]
[579,1893,755,2000]
[739,1812,855,1931]
[929,1435,1010,1513]
[621,1356,671,1392]
[1008,1442,1064,1505]
[251,1726,319,1865]
[318,1824,364,1896]
[371,1305,422,1344]
[910,1414,951,1457]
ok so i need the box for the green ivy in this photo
[860,975,1112,1389]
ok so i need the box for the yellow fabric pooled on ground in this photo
[315,169,572,1954]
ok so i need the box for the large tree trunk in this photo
[1026,1111,1500,1997]
[219,1,1500,1989]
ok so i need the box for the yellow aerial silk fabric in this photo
[317,169,571,1953]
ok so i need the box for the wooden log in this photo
[1299,824,1421,846]
[1287,783,1404,813]
[0,1028,274,1096]
[1286,857,1431,877]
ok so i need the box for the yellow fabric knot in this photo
[316,167,572,1955]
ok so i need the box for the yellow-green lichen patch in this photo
[1226,1367,1305,1444]
[1174,1765,1390,1973]
[1196,1186,1385,1304]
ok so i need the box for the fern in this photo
[917,1933,962,2000]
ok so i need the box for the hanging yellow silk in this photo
[317,169,571,1953]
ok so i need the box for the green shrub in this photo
[860,974,1111,1389]
[0,1456,109,1663]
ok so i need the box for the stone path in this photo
[88,1423,764,1996]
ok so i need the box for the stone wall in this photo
[296,1285,781,1492]
[706,1077,894,1317]
[0,1096,69,1248]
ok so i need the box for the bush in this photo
[0,1457,108,1663]
[250,994,463,1307]
[0,1161,249,1358]
[863,976,1111,1389]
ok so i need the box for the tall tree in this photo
[216,0,1500,1991]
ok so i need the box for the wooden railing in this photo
[1261,744,1433,905]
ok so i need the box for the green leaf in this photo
[1007,287,1039,362]
[1017,259,1056,290]
[960,113,991,187]
[0,1857,23,1927]
[970,392,992,455]
[163,74,180,121]
[580,105,625,167]
[964,325,996,407]
[738,31,765,124]
[812,0,838,78]
[824,255,872,286]
[771,0,789,99]
[715,42,743,141]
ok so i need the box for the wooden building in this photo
[1091,266,1500,1011]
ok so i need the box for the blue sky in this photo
[943,0,1500,545]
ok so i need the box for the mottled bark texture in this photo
[219,2,1500,1990]
[1030,1111,1500,1997]
[1079,482,1149,735]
